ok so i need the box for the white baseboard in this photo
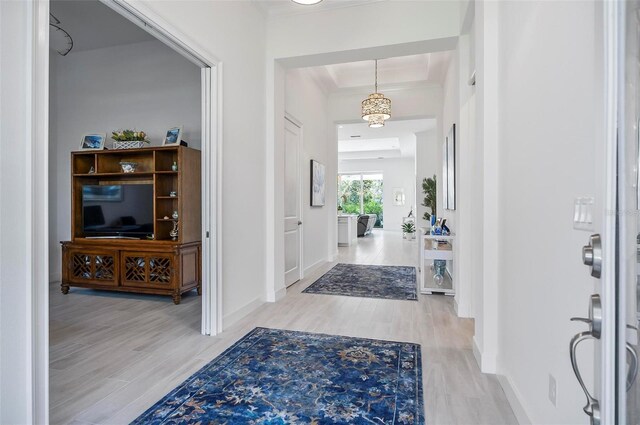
[472,337,482,368]
[304,258,325,276]
[329,251,338,262]
[49,272,61,283]
[497,374,532,425]
[453,297,459,315]
[223,297,263,329]
[274,286,287,301]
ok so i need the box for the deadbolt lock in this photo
[582,234,602,279]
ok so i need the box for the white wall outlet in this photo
[548,374,557,407]
[573,197,595,231]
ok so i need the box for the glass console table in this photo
[418,227,455,296]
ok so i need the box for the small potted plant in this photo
[402,221,416,240]
[111,129,151,149]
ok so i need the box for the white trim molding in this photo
[223,297,263,329]
[303,259,326,276]
[497,374,532,425]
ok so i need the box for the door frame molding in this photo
[25,0,224,422]
[284,113,304,284]
[602,0,619,422]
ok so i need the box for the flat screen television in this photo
[82,184,154,238]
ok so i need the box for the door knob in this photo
[582,234,602,278]
[298,221,302,226]
[570,330,601,425]
[569,294,602,425]
[626,342,638,391]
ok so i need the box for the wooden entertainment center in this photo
[60,145,201,304]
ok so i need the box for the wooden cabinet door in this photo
[120,251,175,289]
[65,247,119,287]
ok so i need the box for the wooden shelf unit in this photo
[61,146,202,304]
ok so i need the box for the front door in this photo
[619,1,640,421]
[575,2,640,423]
[284,117,302,287]
[570,3,640,423]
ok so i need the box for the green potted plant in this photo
[111,129,151,149]
[402,221,416,240]
[421,175,437,223]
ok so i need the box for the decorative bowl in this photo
[119,161,138,173]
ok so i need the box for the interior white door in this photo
[284,117,302,287]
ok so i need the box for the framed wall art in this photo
[311,160,325,207]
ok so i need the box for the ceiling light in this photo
[362,59,391,128]
[291,0,323,4]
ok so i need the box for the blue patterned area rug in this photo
[302,263,418,301]
[132,327,423,424]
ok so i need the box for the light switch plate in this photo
[548,374,557,407]
[574,197,595,231]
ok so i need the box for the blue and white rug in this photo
[132,327,423,424]
[303,263,418,301]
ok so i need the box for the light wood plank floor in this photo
[50,229,517,424]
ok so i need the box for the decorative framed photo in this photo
[80,133,106,151]
[310,160,326,207]
[162,126,183,146]
[442,138,448,210]
[393,188,405,206]
[446,124,456,210]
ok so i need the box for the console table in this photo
[418,228,455,296]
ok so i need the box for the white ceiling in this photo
[253,0,386,18]
[338,119,435,161]
[305,51,451,93]
[50,0,154,53]
[339,137,400,153]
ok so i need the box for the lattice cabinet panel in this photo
[124,256,147,283]
[95,255,115,280]
[71,254,92,280]
[121,252,174,288]
[149,257,172,283]
[66,250,118,286]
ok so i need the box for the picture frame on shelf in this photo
[162,126,183,146]
[310,159,326,207]
[80,133,106,151]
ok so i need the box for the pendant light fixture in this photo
[361,59,391,128]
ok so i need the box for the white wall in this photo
[48,40,201,281]
[284,68,330,273]
[495,1,604,423]
[1,2,38,422]
[0,0,50,422]
[415,129,439,229]
[441,50,459,227]
[339,157,416,233]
